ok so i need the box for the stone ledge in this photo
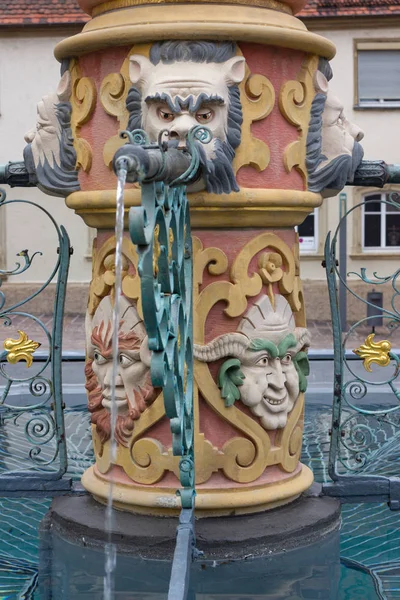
[46,489,340,561]
[0,282,89,315]
[2,279,393,322]
[303,278,396,322]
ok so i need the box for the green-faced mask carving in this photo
[195,295,310,430]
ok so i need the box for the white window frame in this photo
[362,192,400,252]
[297,208,319,255]
[354,39,400,109]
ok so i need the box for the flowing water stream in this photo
[103,165,128,600]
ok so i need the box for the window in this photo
[355,40,400,108]
[298,209,318,253]
[363,193,400,250]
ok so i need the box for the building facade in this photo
[301,1,400,319]
[0,0,399,319]
[0,3,90,313]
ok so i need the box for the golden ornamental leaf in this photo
[3,330,41,368]
[353,333,392,373]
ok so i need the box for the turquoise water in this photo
[0,403,398,598]
[339,563,380,600]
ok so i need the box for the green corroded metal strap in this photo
[322,193,400,510]
[132,177,195,508]
[0,189,71,490]
[123,126,211,510]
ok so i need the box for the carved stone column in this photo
[47,0,353,515]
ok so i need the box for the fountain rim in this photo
[54,4,336,60]
[65,188,323,229]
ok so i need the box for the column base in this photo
[40,482,340,557]
[81,463,314,517]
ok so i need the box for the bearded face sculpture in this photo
[306,59,364,198]
[86,296,157,447]
[23,67,79,197]
[126,41,245,194]
[194,295,310,430]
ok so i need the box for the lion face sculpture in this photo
[126,41,245,195]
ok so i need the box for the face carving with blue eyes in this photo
[129,55,244,159]
[126,42,246,195]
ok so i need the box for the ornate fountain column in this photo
[42,0,360,516]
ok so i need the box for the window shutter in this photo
[359,50,400,102]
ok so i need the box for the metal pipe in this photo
[0,161,35,187]
[2,155,400,190]
[350,160,400,188]
[113,144,196,185]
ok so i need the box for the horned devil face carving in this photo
[237,337,302,427]
[85,296,157,447]
[194,296,310,430]
[126,41,245,194]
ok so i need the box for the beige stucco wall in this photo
[0,29,92,284]
[299,23,400,319]
[1,23,399,317]
[301,24,400,282]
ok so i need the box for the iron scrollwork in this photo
[323,192,400,509]
[125,126,210,509]
[0,189,71,484]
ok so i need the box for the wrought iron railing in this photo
[323,192,400,510]
[0,189,72,492]
[2,134,400,597]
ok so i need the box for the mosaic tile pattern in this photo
[0,407,93,598]
[304,404,400,600]
[0,404,399,598]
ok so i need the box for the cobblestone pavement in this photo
[2,314,400,352]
